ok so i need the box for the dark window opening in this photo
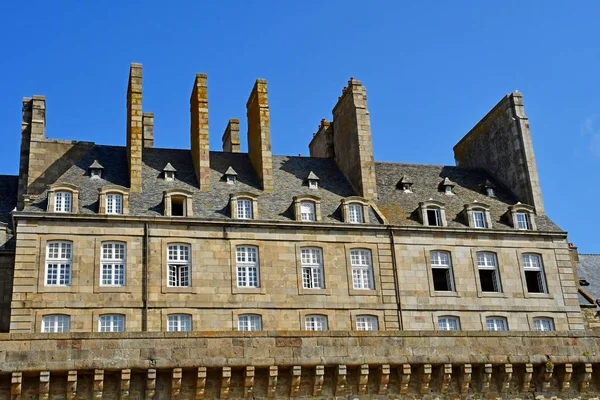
[479,270,500,292]
[427,209,441,226]
[432,269,452,291]
[171,196,186,217]
[525,270,544,293]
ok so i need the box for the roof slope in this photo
[0,174,18,226]
[577,254,600,306]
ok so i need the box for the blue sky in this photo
[0,1,598,252]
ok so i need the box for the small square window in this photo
[226,175,236,184]
[309,180,318,190]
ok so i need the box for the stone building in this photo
[0,64,595,399]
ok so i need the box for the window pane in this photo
[348,204,363,223]
[438,317,459,331]
[301,248,324,289]
[237,199,252,219]
[305,315,328,331]
[168,314,192,332]
[356,315,378,331]
[473,211,486,228]
[42,315,70,333]
[236,246,259,288]
[517,213,530,229]
[427,209,441,226]
[300,202,316,221]
[350,249,373,290]
[99,315,125,332]
[486,318,507,331]
[533,318,554,331]
[430,251,453,291]
[238,315,261,331]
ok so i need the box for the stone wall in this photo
[0,252,14,332]
[453,91,545,214]
[582,307,600,330]
[1,331,600,399]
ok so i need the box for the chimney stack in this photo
[308,118,334,158]
[246,79,274,192]
[190,73,210,191]
[126,63,143,193]
[329,78,377,200]
[17,95,46,209]
[143,112,154,148]
[222,118,240,153]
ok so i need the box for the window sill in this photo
[431,291,460,297]
[298,288,332,296]
[526,292,553,300]
[348,288,378,296]
[95,286,132,294]
[161,286,195,294]
[477,291,507,299]
[39,285,75,293]
[232,287,266,295]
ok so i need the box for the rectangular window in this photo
[533,317,554,331]
[301,248,324,289]
[300,202,316,222]
[237,199,252,219]
[99,314,125,332]
[473,210,486,228]
[171,196,186,217]
[305,315,328,331]
[348,204,364,224]
[236,246,259,288]
[101,242,126,286]
[356,315,378,331]
[516,212,531,230]
[167,314,192,332]
[46,241,72,286]
[167,244,191,287]
[522,254,547,293]
[438,316,460,331]
[427,208,442,226]
[486,317,508,331]
[430,251,454,291]
[55,192,72,212]
[106,194,123,214]
[350,249,374,290]
[42,315,70,333]
[476,252,501,292]
[238,314,262,331]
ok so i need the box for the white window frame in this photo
[54,191,72,212]
[533,317,554,332]
[99,314,125,332]
[106,193,123,215]
[305,315,328,331]
[522,253,547,294]
[45,241,72,286]
[236,246,259,288]
[486,317,508,331]
[473,210,486,228]
[237,199,253,219]
[438,316,460,331]
[167,314,192,332]
[238,314,262,331]
[356,315,379,331]
[427,208,442,226]
[301,247,324,289]
[167,244,191,287]
[348,203,364,224]
[300,201,316,222]
[430,251,454,292]
[308,180,318,190]
[100,242,126,286]
[516,212,531,230]
[476,252,501,292]
[350,249,374,290]
[41,315,70,333]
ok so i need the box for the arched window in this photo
[167,244,191,287]
[301,247,324,289]
[356,315,379,331]
[305,314,328,331]
[236,246,259,288]
[167,314,192,332]
[238,314,262,331]
[99,314,125,332]
[42,315,70,333]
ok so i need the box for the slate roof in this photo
[577,254,600,306]
[21,144,563,231]
[0,174,18,250]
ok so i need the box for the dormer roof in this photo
[306,171,319,181]
[163,163,177,172]
[225,166,238,176]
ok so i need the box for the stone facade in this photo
[0,63,594,398]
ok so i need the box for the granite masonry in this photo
[0,63,595,399]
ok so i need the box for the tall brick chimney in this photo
[190,73,210,191]
[126,63,143,193]
[222,118,240,153]
[327,78,378,200]
[143,112,154,148]
[246,79,274,192]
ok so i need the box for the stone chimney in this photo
[246,79,274,192]
[222,118,240,153]
[126,63,143,193]
[17,96,46,208]
[143,112,154,148]
[190,73,210,191]
[330,78,377,200]
[308,119,334,158]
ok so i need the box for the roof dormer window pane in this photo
[473,210,486,228]
[516,212,531,230]
[300,202,316,222]
[237,199,252,219]
[427,209,442,226]
[106,194,123,215]
[55,192,72,213]
[348,204,364,224]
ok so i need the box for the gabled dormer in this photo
[224,166,238,185]
[163,163,177,181]
[440,177,455,195]
[397,174,413,192]
[306,171,319,190]
[88,160,104,179]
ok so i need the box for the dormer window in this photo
[397,174,413,192]
[482,180,496,197]
[163,163,177,181]
[47,183,80,214]
[293,195,321,222]
[163,189,193,217]
[419,200,447,227]
[306,171,319,190]
[89,160,104,179]
[224,166,238,185]
[440,178,455,195]
[508,203,537,231]
[341,197,370,224]
[464,202,493,229]
[230,192,259,220]
[98,186,130,215]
